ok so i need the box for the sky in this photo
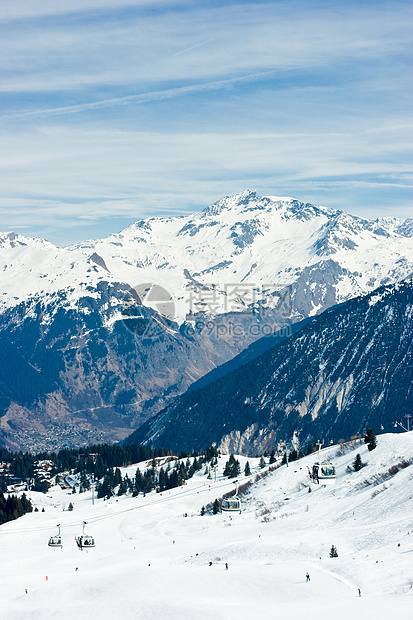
[0,0,412,246]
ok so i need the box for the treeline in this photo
[0,441,220,499]
[0,444,173,482]
[95,453,216,499]
[0,488,32,525]
[281,442,325,464]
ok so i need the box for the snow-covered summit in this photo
[1,191,412,323]
[0,231,56,250]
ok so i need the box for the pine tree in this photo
[167,468,179,490]
[223,454,240,478]
[134,468,144,496]
[289,449,298,462]
[0,490,33,525]
[329,545,338,558]
[212,499,220,514]
[269,450,276,464]
[179,462,188,481]
[244,461,251,476]
[117,478,127,496]
[114,467,122,486]
[259,456,266,469]
[80,471,89,490]
[353,453,364,472]
[158,468,167,491]
[365,428,377,451]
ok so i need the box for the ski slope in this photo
[1,432,412,619]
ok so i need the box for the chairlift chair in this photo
[221,496,242,514]
[319,461,336,478]
[76,521,95,550]
[312,441,336,485]
[48,524,62,548]
[316,460,336,485]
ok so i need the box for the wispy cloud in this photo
[3,71,278,120]
[0,0,412,244]
[0,0,168,22]
[171,38,216,57]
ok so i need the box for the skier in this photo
[306,572,310,582]
[225,563,228,570]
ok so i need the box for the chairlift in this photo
[318,460,336,483]
[221,495,242,514]
[312,441,336,485]
[48,524,62,548]
[76,521,95,550]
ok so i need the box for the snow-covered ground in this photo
[1,432,412,619]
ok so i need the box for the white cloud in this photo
[1,2,411,94]
[0,0,170,22]
[1,125,411,205]
[0,1,411,244]
[3,71,279,119]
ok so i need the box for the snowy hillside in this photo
[1,191,412,323]
[1,432,412,619]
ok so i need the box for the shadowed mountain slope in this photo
[126,278,413,454]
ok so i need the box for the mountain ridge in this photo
[1,191,412,323]
[125,277,413,454]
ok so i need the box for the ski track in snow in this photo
[0,432,412,619]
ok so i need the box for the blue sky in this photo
[0,0,412,246]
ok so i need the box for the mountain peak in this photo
[1,191,413,325]
[0,231,56,250]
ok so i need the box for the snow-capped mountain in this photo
[126,278,413,455]
[1,190,412,322]
[1,191,412,452]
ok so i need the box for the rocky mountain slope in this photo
[0,283,271,452]
[126,278,413,454]
[1,191,412,451]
